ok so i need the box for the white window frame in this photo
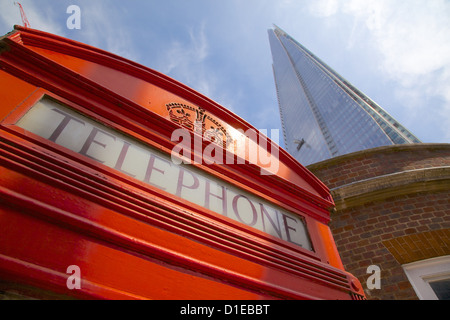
[402,255,450,300]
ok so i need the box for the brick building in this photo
[307,143,450,300]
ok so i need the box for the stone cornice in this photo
[331,166,450,210]
[307,143,450,171]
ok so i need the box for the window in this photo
[429,279,450,300]
[402,256,450,300]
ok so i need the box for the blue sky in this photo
[1,0,449,147]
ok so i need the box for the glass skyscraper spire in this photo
[268,25,421,166]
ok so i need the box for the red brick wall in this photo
[307,144,450,300]
[330,191,450,300]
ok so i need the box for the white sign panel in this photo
[16,96,313,251]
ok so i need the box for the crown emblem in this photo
[166,102,234,149]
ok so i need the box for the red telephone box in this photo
[0,26,365,300]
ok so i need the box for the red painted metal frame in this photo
[0,26,365,299]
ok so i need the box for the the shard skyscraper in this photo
[268,25,421,166]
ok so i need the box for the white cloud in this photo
[308,0,340,17]
[159,21,220,101]
[308,0,450,82]
[308,0,450,141]
[0,1,137,62]
[0,1,63,35]
[163,22,209,74]
[343,0,450,79]
[75,2,138,62]
[158,19,249,118]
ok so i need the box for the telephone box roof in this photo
[1,25,334,221]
